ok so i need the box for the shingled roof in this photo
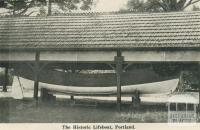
[0,11,200,50]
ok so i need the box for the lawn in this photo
[0,98,174,123]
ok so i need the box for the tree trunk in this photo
[48,0,52,16]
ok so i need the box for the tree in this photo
[0,0,93,16]
[192,4,200,10]
[0,0,37,16]
[55,0,92,12]
[126,0,147,12]
[126,0,200,12]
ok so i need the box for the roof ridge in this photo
[1,11,200,18]
[48,10,200,16]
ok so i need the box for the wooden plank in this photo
[15,68,175,87]
[0,51,35,61]
[123,50,200,62]
[123,51,165,61]
[1,50,200,62]
[40,51,116,62]
[165,51,200,61]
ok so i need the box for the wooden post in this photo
[199,89,200,112]
[198,63,200,111]
[33,52,40,100]
[115,51,123,111]
[71,68,75,101]
[3,66,8,92]
[33,72,39,100]
[71,96,74,100]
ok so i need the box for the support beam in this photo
[33,52,40,100]
[33,72,39,100]
[123,63,133,71]
[2,66,8,92]
[115,51,124,111]
[26,61,48,100]
[71,69,75,100]
[199,89,200,112]
[198,63,200,111]
[71,96,74,100]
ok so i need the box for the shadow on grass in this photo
[0,98,10,123]
[2,98,198,123]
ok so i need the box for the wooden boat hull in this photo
[14,67,177,87]
[40,78,179,96]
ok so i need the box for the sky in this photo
[93,0,128,12]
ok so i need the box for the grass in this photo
[0,98,199,123]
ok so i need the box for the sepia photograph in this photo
[0,0,200,129]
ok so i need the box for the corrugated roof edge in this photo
[1,10,200,18]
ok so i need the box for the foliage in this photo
[55,0,92,11]
[0,0,93,16]
[192,4,200,10]
[126,0,200,12]
[0,0,38,16]
[126,0,147,12]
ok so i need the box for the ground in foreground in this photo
[0,98,199,123]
